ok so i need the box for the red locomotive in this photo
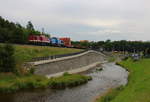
[28,34,50,45]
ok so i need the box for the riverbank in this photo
[0,73,91,93]
[95,58,150,102]
[0,63,128,102]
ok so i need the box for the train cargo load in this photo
[60,37,72,47]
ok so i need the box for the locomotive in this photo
[28,35,50,46]
[50,37,64,46]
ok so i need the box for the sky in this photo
[0,0,150,41]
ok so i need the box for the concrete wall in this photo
[33,51,105,76]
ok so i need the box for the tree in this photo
[0,17,51,43]
[26,21,35,34]
[0,44,16,72]
[26,21,34,31]
[13,28,25,43]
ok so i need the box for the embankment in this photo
[32,50,106,76]
[95,58,150,102]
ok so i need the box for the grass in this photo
[0,73,92,93]
[13,44,83,63]
[95,86,124,102]
[0,44,86,93]
[1,44,82,72]
[48,73,92,89]
[108,56,116,62]
[96,58,150,102]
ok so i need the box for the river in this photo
[0,63,128,102]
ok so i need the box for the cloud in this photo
[0,0,150,41]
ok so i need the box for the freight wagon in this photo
[60,37,72,47]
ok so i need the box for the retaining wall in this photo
[33,50,106,76]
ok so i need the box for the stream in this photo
[0,63,128,102]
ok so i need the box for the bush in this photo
[0,74,92,93]
[48,74,92,89]
[29,67,35,74]
[63,72,70,76]
[0,43,16,73]
[122,56,128,61]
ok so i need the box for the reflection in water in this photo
[0,63,128,102]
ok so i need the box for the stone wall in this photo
[34,51,105,76]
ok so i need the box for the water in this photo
[0,63,128,102]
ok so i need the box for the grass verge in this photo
[13,44,82,65]
[6,44,83,73]
[0,73,91,93]
[95,86,124,102]
[95,58,150,102]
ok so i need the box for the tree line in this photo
[0,16,49,44]
[72,40,150,55]
[1,16,150,55]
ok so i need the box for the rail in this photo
[30,50,88,62]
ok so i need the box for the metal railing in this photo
[30,50,88,62]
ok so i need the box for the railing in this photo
[30,50,88,62]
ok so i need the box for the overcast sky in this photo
[0,0,150,41]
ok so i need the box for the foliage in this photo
[72,40,150,56]
[0,16,45,44]
[48,74,92,89]
[96,86,125,102]
[0,43,82,74]
[1,16,150,54]
[0,44,16,73]
[0,73,91,93]
[26,21,34,31]
[29,67,35,74]
[108,57,116,62]
[63,72,70,76]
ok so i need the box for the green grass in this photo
[95,86,124,102]
[0,73,91,93]
[13,44,82,63]
[0,43,82,63]
[108,56,116,62]
[0,44,85,93]
[96,58,150,102]
[1,44,82,72]
[48,73,92,89]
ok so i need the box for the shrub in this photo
[0,43,16,73]
[29,67,35,74]
[63,72,70,76]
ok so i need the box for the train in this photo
[28,34,72,47]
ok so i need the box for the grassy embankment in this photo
[13,44,82,63]
[0,73,92,93]
[14,44,83,72]
[95,58,150,102]
[0,44,91,93]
